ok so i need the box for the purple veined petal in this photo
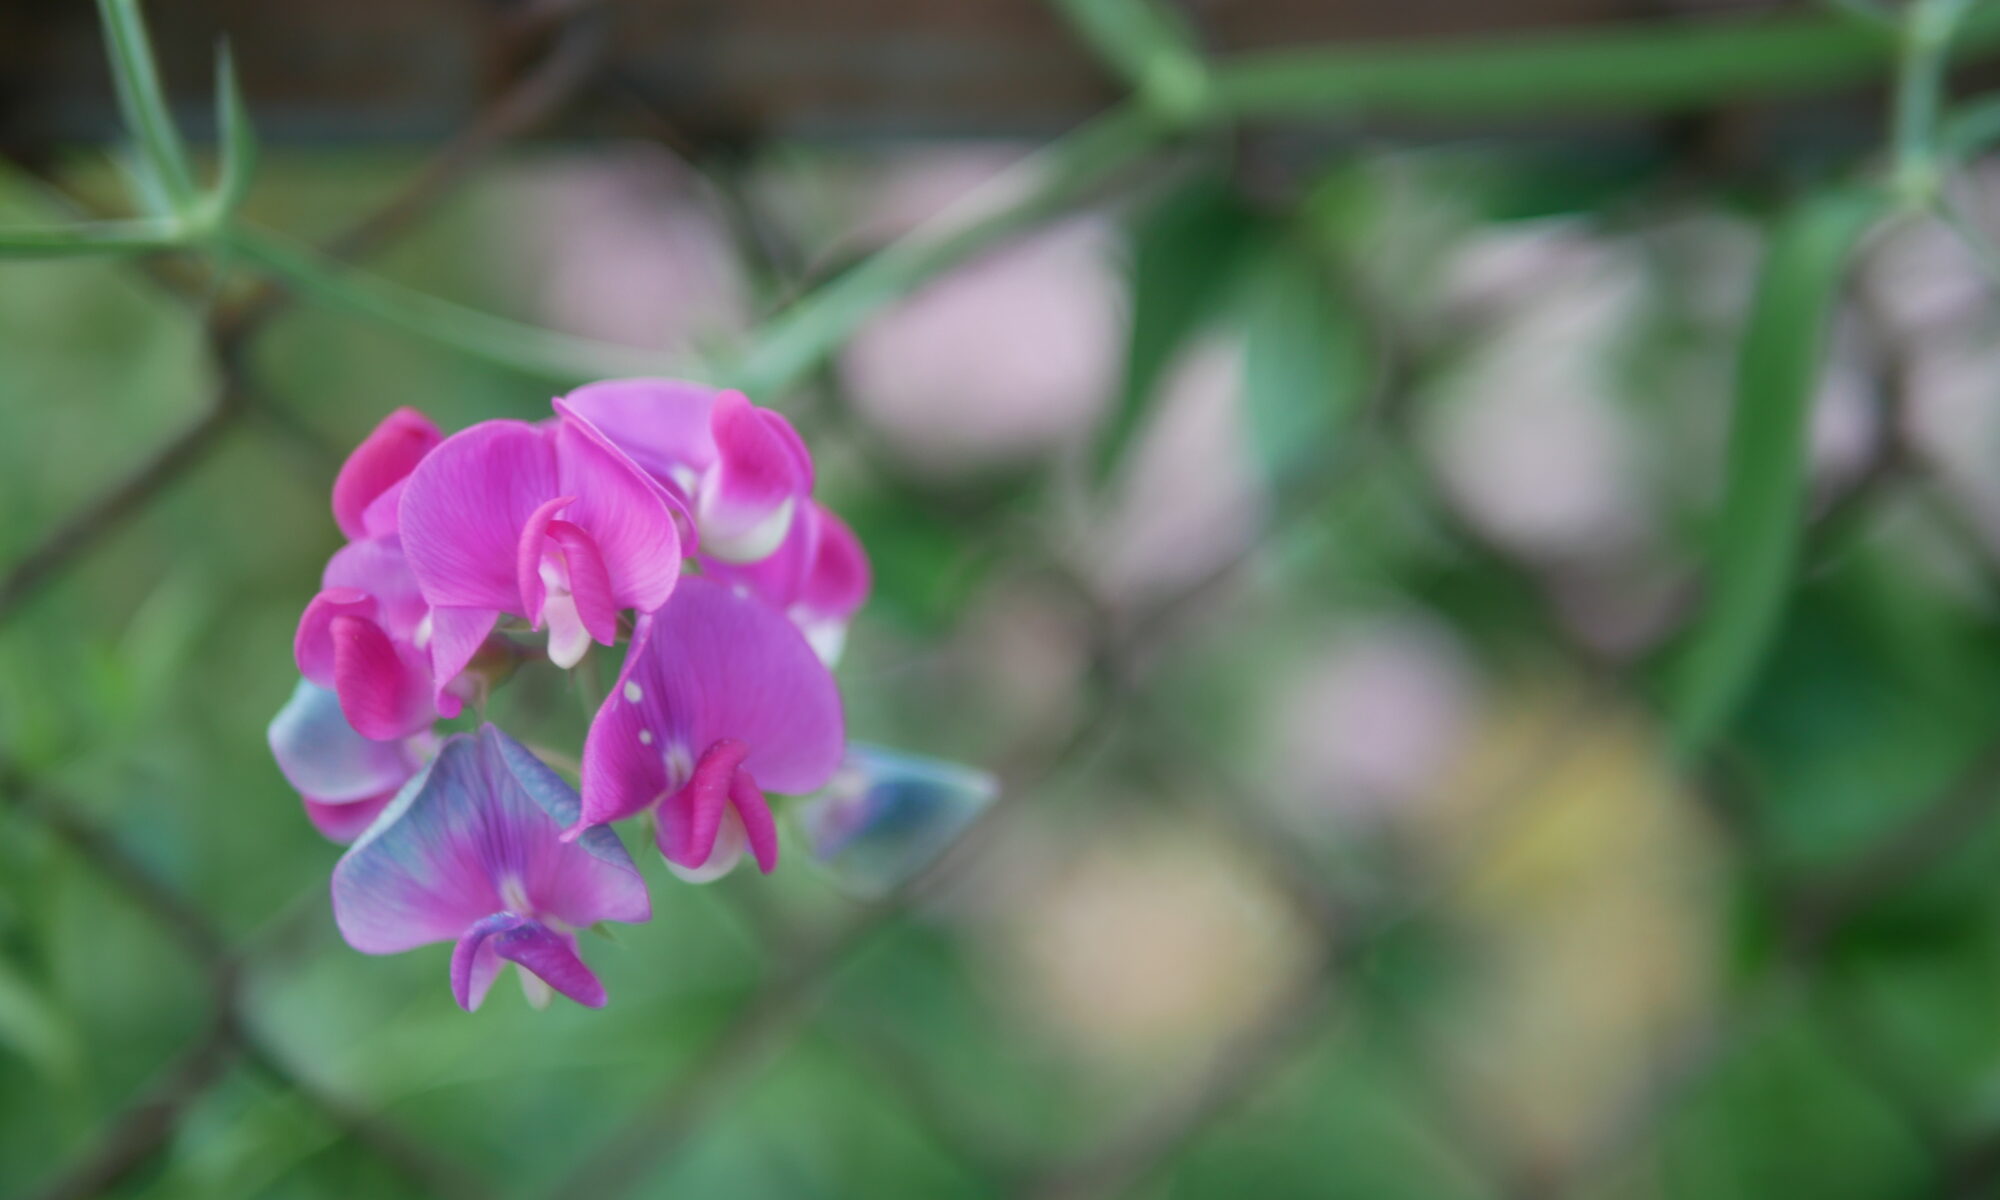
[331,726,649,957]
[329,614,434,741]
[796,744,999,898]
[696,392,807,564]
[451,911,521,1011]
[303,791,398,843]
[453,913,608,1011]
[268,678,420,803]
[553,414,683,614]
[332,408,442,541]
[555,378,720,487]
[399,420,560,613]
[579,577,845,829]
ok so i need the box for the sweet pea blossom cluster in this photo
[268,379,986,1012]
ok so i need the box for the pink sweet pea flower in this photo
[555,378,813,564]
[579,575,844,881]
[706,500,871,665]
[331,408,442,541]
[268,678,431,842]
[331,724,651,1011]
[396,417,683,679]
[294,535,448,741]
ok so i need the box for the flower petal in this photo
[332,726,648,956]
[303,792,398,843]
[333,408,442,541]
[731,769,778,874]
[555,378,719,484]
[330,614,433,740]
[450,912,521,1012]
[696,392,807,563]
[426,606,498,708]
[491,920,607,1008]
[657,739,748,870]
[797,744,999,898]
[579,577,845,827]
[268,678,418,802]
[399,420,559,612]
[554,416,683,614]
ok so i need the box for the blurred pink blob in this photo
[498,147,751,352]
[837,147,1123,473]
[1268,616,1480,822]
[1090,337,1269,604]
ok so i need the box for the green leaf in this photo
[1094,176,1261,482]
[95,0,199,215]
[211,41,258,217]
[1237,236,1369,493]
[1669,188,1888,760]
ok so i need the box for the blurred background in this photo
[9,1,2000,1197]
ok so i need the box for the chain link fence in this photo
[8,1,2000,1197]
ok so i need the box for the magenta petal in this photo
[427,606,499,704]
[303,792,396,843]
[731,770,779,874]
[296,588,373,686]
[546,520,619,646]
[515,495,577,626]
[322,536,429,642]
[554,379,720,483]
[697,392,806,563]
[660,739,749,869]
[801,505,870,623]
[330,615,433,741]
[399,420,559,612]
[333,408,442,541]
[332,726,649,957]
[579,578,845,828]
[553,416,682,614]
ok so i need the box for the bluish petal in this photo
[798,744,998,897]
[268,679,419,803]
[331,726,649,956]
[451,912,523,1011]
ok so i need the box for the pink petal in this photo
[697,392,808,563]
[658,739,749,870]
[578,577,846,828]
[427,606,499,705]
[799,505,870,624]
[329,614,434,741]
[731,769,779,874]
[303,791,397,843]
[555,378,720,484]
[332,726,649,956]
[546,520,619,646]
[295,588,373,686]
[333,408,442,541]
[399,420,559,612]
[554,416,683,613]
[450,913,512,1011]
[515,495,578,627]
[322,536,428,643]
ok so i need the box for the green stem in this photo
[1892,0,1977,203]
[0,217,189,259]
[94,0,198,214]
[220,224,699,384]
[1047,0,1211,122]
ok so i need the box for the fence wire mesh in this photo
[8,2,2000,1199]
